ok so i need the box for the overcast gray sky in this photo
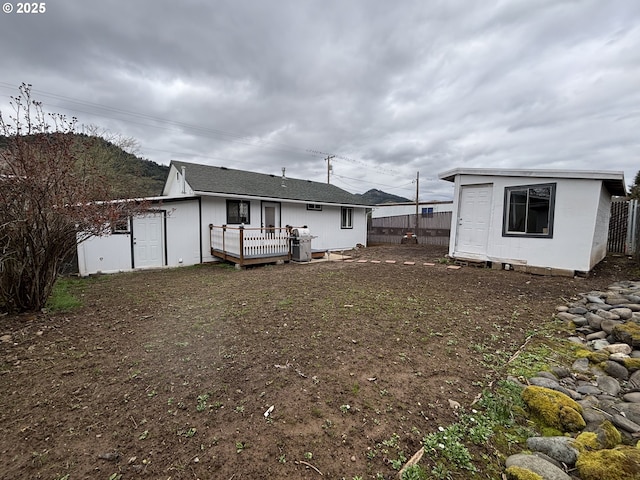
[1,0,639,200]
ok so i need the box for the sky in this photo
[1,0,639,201]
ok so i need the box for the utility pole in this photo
[326,155,335,184]
[415,171,419,234]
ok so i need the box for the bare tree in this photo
[0,84,145,312]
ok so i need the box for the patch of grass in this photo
[46,278,83,312]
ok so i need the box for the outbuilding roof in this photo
[438,168,627,197]
[171,160,370,206]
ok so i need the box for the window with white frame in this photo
[227,200,250,224]
[307,204,322,211]
[341,207,353,229]
[503,183,555,237]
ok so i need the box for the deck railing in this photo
[209,225,291,264]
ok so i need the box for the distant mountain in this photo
[0,133,169,198]
[357,189,411,205]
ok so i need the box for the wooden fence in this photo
[368,212,451,246]
[608,199,640,257]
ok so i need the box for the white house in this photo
[77,161,370,276]
[438,168,627,275]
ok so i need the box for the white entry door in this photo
[456,184,492,255]
[133,213,164,268]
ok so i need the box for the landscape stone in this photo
[505,453,572,480]
[611,413,640,433]
[600,318,623,334]
[612,322,640,348]
[603,343,633,355]
[609,307,633,319]
[571,316,588,327]
[585,330,607,341]
[549,366,571,379]
[616,403,640,425]
[622,392,640,403]
[609,352,630,362]
[581,406,609,424]
[596,375,621,396]
[586,295,605,304]
[556,305,569,312]
[591,339,610,350]
[568,306,588,315]
[535,371,559,381]
[576,385,601,395]
[572,358,590,373]
[528,377,572,397]
[556,311,579,323]
[603,360,629,380]
[629,370,640,389]
[526,436,579,466]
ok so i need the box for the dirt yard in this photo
[1,245,638,480]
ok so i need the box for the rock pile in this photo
[504,281,640,480]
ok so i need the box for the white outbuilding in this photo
[438,168,627,275]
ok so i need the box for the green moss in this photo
[540,426,564,437]
[574,432,600,452]
[522,386,585,432]
[576,446,640,480]
[597,420,622,449]
[575,348,592,359]
[612,322,640,348]
[505,465,544,480]
[587,351,610,364]
[624,358,640,372]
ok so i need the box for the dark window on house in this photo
[503,183,555,237]
[421,207,434,218]
[307,204,323,211]
[227,200,250,224]
[111,217,130,234]
[341,207,353,229]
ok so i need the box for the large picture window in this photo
[503,183,555,237]
[227,200,250,224]
[341,207,353,229]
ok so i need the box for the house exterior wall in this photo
[200,196,367,254]
[449,174,606,272]
[590,184,612,269]
[77,199,201,276]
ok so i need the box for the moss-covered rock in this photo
[612,322,640,348]
[576,446,640,480]
[575,348,592,359]
[624,358,640,372]
[573,421,622,451]
[522,386,585,432]
[587,351,610,364]
[505,465,544,480]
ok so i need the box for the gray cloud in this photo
[1,0,638,200]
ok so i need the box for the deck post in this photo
[239,224,245,264]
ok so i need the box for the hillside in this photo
[357,188,410,204]
[0,133,168,198]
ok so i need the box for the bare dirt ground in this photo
[1,245,638,480]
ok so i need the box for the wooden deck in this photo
[210,225,292,266]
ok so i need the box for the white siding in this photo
[77,233,132,276]
[590,184,612,269]
[200,196,367,253]
[450,174,605,272]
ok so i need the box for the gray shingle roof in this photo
[171,160,370,206]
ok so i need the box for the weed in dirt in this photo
[235,441,248,453]
[196,393,209,412]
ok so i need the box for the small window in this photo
[227,200,250,224]
[111,217,130,234]
[341,207,353,229]
[503,183,555,237]
[307,204,323,211]
[421,207,434,218]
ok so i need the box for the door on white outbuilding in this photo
[456,184,492,255]
[132,212,164,268]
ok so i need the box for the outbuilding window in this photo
[503,183,555,237]
[227,200,250,224]
[341,207,353,229]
